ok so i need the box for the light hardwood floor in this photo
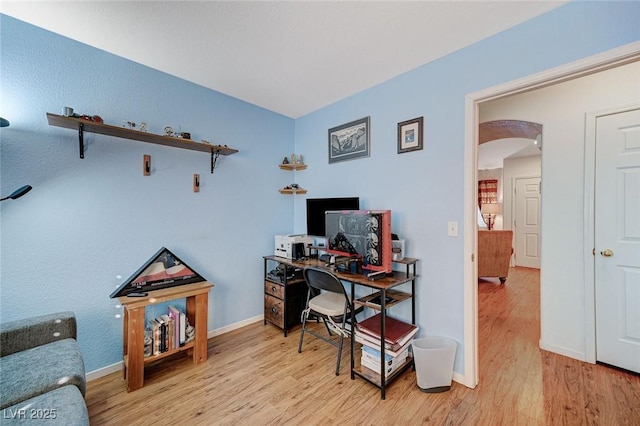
[86,268,640,425]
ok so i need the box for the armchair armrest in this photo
[0,311,77,357]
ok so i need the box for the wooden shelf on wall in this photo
[278,163,307,171]
[46,113,238,173]
[278,157,307,194]
[279,188,308,195]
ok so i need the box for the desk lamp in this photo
[0,118,33,201]
[1,185,33,201]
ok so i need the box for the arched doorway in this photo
[479,120,542,144]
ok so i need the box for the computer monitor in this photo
[306,197,360,237]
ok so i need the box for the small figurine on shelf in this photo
[291,153,296,165]
[297,154,304,165]
[185,323,195,343]
[282,156,289,164]
[144,328,153,358]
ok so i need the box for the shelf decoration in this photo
[279,155,307,193]
[279,184,307,194]
[110,247,206,298]
[278,163,307,171]
[143,155,151,176]
[46,113,238,174]
[193,174,200,193]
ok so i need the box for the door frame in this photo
[462,41,640,388]
[584,103,640,364]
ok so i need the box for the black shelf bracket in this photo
[78,122,85,159]
[210,149,220,174]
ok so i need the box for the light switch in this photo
[448,221,458,237]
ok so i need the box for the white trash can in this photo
[412,336,457,393]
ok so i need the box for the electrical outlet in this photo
[448,221,458,237]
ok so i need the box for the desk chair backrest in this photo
[303,266,349,300]
[299,266,353,375]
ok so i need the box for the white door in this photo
[514,177,541,269]
[595,108,640,373]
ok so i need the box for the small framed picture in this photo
[397,117,424,154]
[328,116,370,164]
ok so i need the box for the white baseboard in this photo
[452,371,466,387]
[207,314,263,339]
[86,361,123,382]
[539,339,588,363]
[86,315,265,382]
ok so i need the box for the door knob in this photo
[600,249,614,257]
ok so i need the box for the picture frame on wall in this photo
[328,116,370,164]
[397,116,423,154]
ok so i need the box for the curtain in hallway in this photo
[478,179,498,206]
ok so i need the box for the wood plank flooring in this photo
[86,268,640,425]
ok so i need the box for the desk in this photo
[263,255,418,399]
[118,281,213,391]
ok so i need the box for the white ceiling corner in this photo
[1,1,567,118]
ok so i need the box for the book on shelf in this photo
[179,310,186,345]
[356,313,418,345]
[360,349,408,377]
[362,344,410,367]
[160,314,174,351]
[149,318,161,355]
[168,305,183,348]
[355,332,414,358]
[356,313,418,348]
[145,306,190,357]
[158,316,168,352]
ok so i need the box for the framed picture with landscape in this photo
[328,116,370,164]
[397,116,423,154]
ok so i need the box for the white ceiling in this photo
[1,1,566,118]
[478,138,540,170]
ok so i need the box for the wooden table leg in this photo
[187,293,209,364]
[122,307,129,380]
[126,306,145,392]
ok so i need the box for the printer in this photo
[274,234,314,260]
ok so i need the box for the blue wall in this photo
[1,1,639,376]
[293,1,640,375]
[0,15,295,372]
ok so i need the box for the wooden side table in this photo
[118,281,213,391]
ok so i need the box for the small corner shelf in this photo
[278,158,307,194]
[46,113,238,173]
[279,188,307,195]
[278,163,307,171]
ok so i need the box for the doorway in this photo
[462,44,640,388]
[513,176,541,269]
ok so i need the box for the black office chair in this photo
[298,266,362,375]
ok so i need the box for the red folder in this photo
[356,313,417,346]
